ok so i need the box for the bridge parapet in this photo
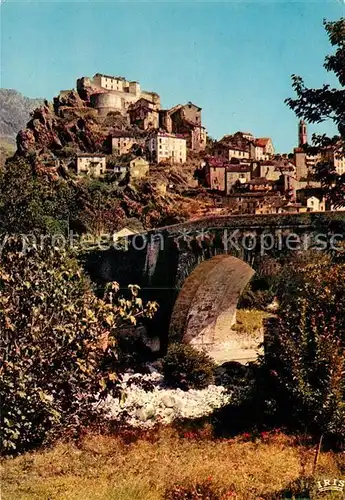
[85,211,345,357]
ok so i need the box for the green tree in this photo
[286,18,345,206]
[0,238,157,453]
[0,159,77,234]
[266,258,345,440]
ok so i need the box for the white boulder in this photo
[95,372,231,428]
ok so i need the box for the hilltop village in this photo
[17,72,345,216]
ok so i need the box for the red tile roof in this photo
[247,177,274,185]
[77,153,106,158]
[226,165,251,173]
[255,138,271,148]
[155,131,186,140]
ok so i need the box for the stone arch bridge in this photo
[85,212,345,361]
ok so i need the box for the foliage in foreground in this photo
[286,18,345,206]
[163,343,216,390]
[0,238,157,453]
[266,259,345,440]
[0,158,77,234]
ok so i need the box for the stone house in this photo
[128,98,159,130]
[146,132,186,164]
[129,157,150,179]
[226,192,284,215]
[213,143,250,162]
[239,132,255,142]
[306,196,326,212]
[226,165,252,194]
[293,144,344,180]
[293,148,322,180]
[228,146,250,161]
[254,138,275,161]
[253,158,295,181]
[283,202,307,213]
[205,157,227,191]
[111,132,145,156]
[76,153,106,177]
[214,132,274,162]
[205,157,251,193]
[164,102,207,152]
[296,188,327,212]
[321,144,345,175]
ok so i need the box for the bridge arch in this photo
[85,212,345,360]
[169,255,255,358]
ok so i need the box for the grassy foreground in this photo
[1,429,343,500]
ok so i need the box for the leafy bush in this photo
[211,363,280,438]
[0,237,157,453]
[0,159,78,234]
[162,344,215,390]
[266,259,345,440]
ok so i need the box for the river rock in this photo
[94,372,231,428]
[161,394,176,408]
[136,404,156,421]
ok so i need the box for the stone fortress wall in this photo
[77,73,161,115]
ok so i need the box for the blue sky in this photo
[1,1,344,152]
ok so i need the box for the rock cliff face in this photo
[5,87,216,232]
[15,89,131,162]
[16,93,104,159]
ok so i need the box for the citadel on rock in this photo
[75,72,206,154]
[23,70,345,216]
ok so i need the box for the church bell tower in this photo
[298,119,307,147]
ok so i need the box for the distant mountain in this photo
[0,89,44,144]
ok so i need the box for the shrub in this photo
[162,344,215,390]
[0,158,78,234]
[0,237,157,453]
[266,259,345,440]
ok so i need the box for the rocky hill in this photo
[1,86,222,233]
[14,89,142,164]
[0,89,44,144]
